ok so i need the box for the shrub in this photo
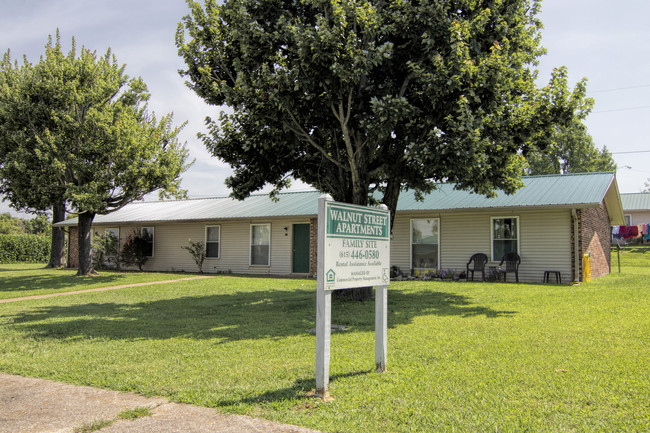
[181,239,206,273]
[0,234,51,263]
[120,229,149,271]
[92,232,120,269]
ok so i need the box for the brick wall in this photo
[582,205,612,279]
[572,205,611,281]
[67,227,79,269]
[309,218,317,276]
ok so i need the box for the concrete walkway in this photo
[0,276,212,304]
[0,373,321,433]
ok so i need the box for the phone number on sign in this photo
[339,249,380,260]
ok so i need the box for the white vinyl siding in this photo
[90,208,574,282]
[205,225,220,258]
[392,209,572,282]
[106,219,298,274]
[627,210,650,226]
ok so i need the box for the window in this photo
[205,225,220,258]
[105,228,119,241]
[491,217,519,261]
[624,215,632,226]
[250,224,270,266]
[411,219,439,270]
[141,227,154,258]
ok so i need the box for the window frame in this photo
[410,218,440,271]
[249,223,271,267]
[205,225,221,259]
[490,216,520,262]
[105,227,119,241]
[624,214,632,226]
[141,226,155,258]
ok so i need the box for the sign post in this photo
[316,195,390,398]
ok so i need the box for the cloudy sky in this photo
[2,0,649,217]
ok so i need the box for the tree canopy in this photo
[0,33,190,275]
[177,0,591,220]
[525,118,616,175]
[0,213,50,236]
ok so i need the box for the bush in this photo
[92,232,120,269]
[181,239,206,273]
[0,234,51,263]
[120,229,149,271]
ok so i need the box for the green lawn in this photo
[0,263,200,300]
[0,248,648,432]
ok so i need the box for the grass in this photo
[118,406,153,420]
[0,248,649,432]
[74,418,114,433]
[0,263,201,300]
[72,406,152,432]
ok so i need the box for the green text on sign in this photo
[326,202,390,240]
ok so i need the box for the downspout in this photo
[572,209,579,282]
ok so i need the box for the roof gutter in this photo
[572,209,580,282]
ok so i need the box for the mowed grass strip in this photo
[0,248,648,432]
[0,263,202,300]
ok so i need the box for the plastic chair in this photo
[466,253,488,281]
[499,252,521,282]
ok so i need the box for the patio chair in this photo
[466,253,488,281]
[498,252,521,283]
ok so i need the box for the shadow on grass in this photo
[7,287,515,343]
[214,370,371,408]
[624,245,650,254]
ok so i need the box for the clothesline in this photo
[612,224,650,240]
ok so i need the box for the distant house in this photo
[57,172,624,283]
[615,192,650,244]
[620,192,650,226]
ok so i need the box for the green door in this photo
[293,224,311,273]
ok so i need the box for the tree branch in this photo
[283,110,348,171]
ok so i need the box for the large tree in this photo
[178,0,589,211]
[177,0,589,297]
[0,34,190,275]
[525,118,616,175]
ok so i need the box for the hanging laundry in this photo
[628,226,639,238]
[619,225,639,239]
[612,225,620,235]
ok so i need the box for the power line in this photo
[611,150,650,155]
[590,84,650,94]
[592,105,650,114]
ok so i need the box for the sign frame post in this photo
[315,196,390,399]
[315,195,332,398]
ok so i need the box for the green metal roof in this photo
[397,172,618,211]
[621,192,650,211]
[56,172,622,226]
[57,191,323,226]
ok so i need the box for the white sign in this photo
[315,196,390,399]
[323,201,390,290]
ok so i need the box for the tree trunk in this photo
[381,178,401,233]
[334,169,374,301]
[45,200,66,268]
[76,211,98,276]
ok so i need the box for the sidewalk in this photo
[0,276,212,304]
[0,373,321,433]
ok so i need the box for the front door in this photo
[292,224,311,273]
